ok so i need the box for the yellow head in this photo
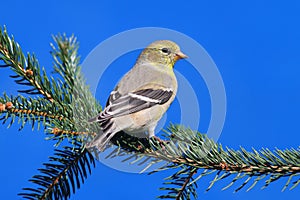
[137,40,187,68]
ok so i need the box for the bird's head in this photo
[137,40,187,68]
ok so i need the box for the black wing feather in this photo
[97,88,173,122]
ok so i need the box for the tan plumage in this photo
[87,40,187,151]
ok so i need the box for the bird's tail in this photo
[86,119,118,151]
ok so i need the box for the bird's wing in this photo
[90,86,174,123]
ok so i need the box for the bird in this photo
[87,40,187,151]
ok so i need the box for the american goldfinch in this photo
[87,40,187,151]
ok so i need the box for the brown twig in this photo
[176,169,197,200]
[47,127,300,175]
[145,150,300,175]
[0,102,14,112]
[52,127,96,137]
[10,108,62,119]
[39,149,90,200]
[0,44,54,102]
[0,102,69,125]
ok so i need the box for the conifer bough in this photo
[0,26,299,200]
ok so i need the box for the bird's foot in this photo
[151,136,169,150]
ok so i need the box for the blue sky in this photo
[1,0,300,199]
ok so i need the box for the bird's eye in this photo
[161,48,170,54]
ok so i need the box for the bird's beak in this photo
[174,51,188,61]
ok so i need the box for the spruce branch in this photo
[0,26,102,199]
[18,141,96,200]
[46,32,101,143]
[1,26,299,200]
[157,166,198,200]
[0,26,100,141]
[50,33,80,93]
[175,168,198,200]
[0,26,54,102]
[105,125,300,199]
[0,94,69,131]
